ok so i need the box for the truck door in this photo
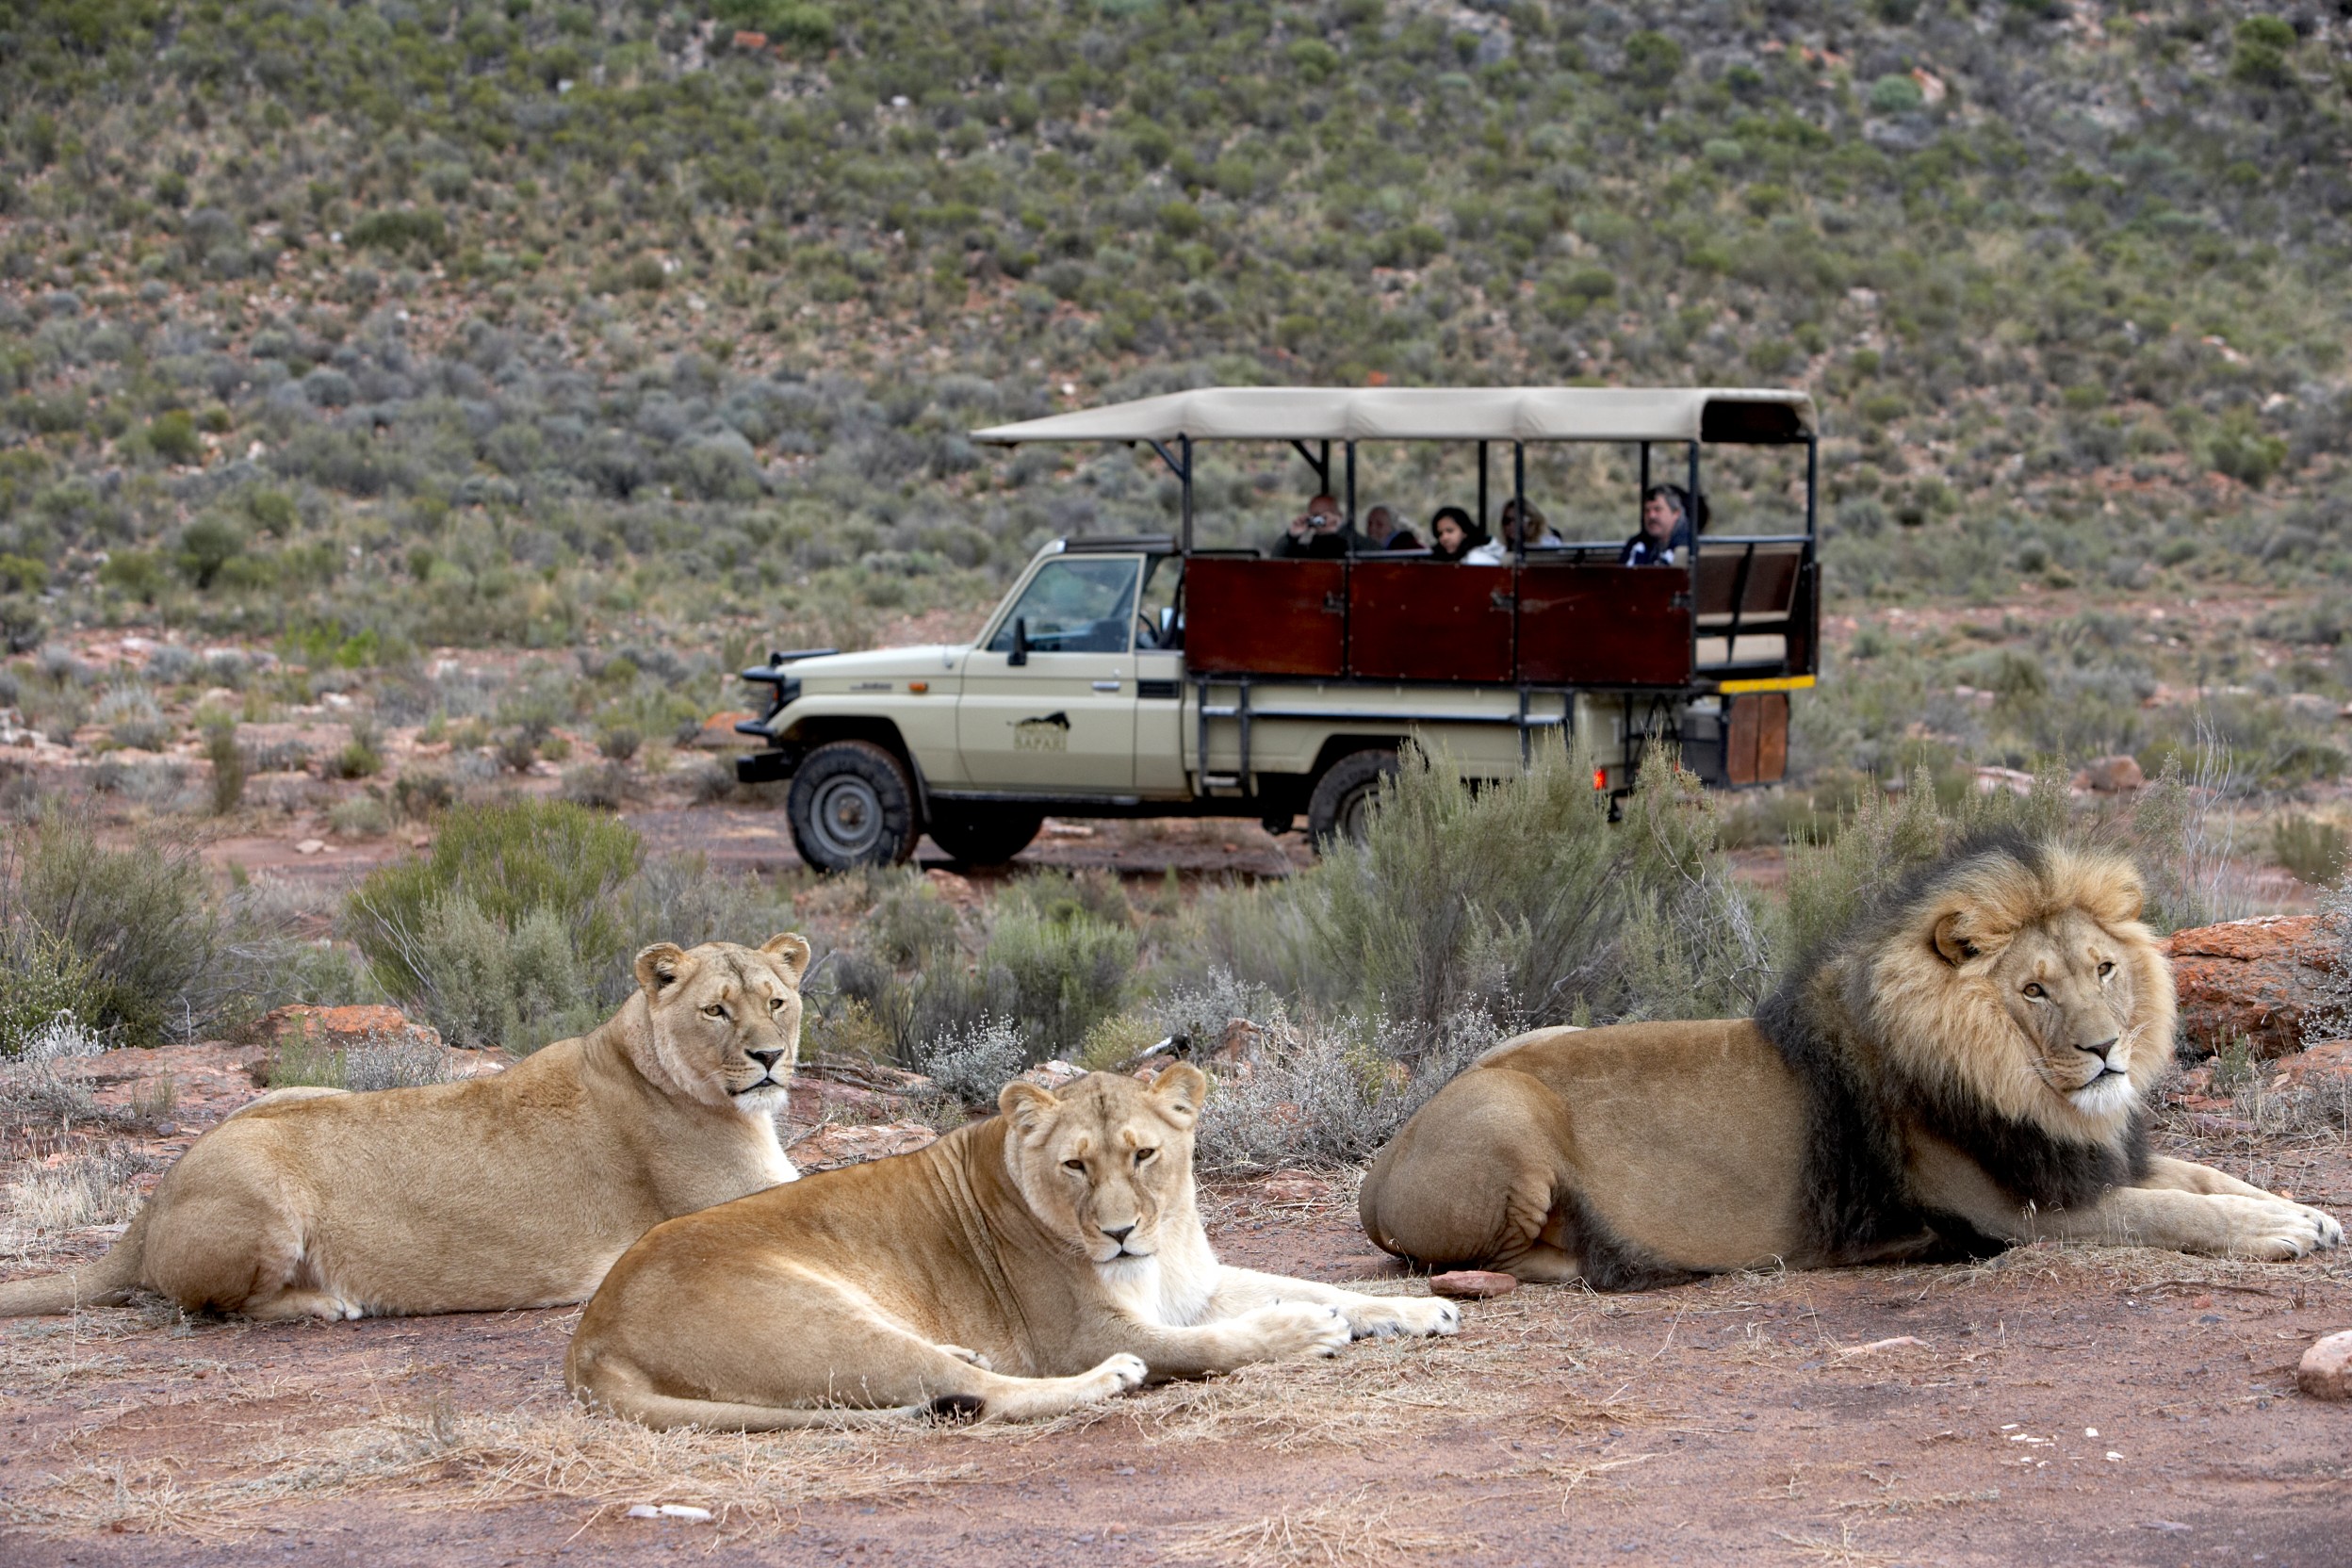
[957,555,1142,792]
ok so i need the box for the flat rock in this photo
[2297,1329,2352,1400]
[2166,915,2341,1059]
[2267,1039,2352,1092]
[237,1004,443,1054]
[1429,1270,1519,1299]
[790,1120,939,1173]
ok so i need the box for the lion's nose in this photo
[1102,1224,1135,1244]
[747,1048,786,1070]
[2074,1037,2119,1064]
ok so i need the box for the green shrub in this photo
[8,818,229,1047]
[984,900,1136,1061]
[390,891,596,1054]
[201,711,247,814]
[147,409,201,464]
[329,794,393,839]
[1868,74,1925,114]
[2230,16,2297,90]
[345,798,643,1003]
[2272,816,2348,888]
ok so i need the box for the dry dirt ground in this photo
[3,1053,2346,1568]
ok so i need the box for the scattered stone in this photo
[1258,1172,1330,1206]
[730,29,767,48]
[2297,1330,2352,1401]
[237,1004,444,1056]
[2266,1039,2352,1092]
[790,1120,939,1173]
[2072,754,2145,793]
[693,710,760,749]
[1429,1270,1518,1299]
[1021,1058,1086,1090]
[294,838,327,855]
[1837,1335,1928,1357]
[2166,915,2341,1059]
[624,1504,714,1523]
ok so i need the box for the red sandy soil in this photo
[3,1048,2347,1568]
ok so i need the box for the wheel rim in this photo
[1333,781,1380,843]
[808,775,886,860]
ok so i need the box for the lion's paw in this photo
[1248,1301,1352,1359]
[1092,1352,1149,1396]
[936,1344,994,1372]
[1344,1296,1462,1340]
[2231,1198,2344,1260]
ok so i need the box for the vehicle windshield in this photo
[987,557,1140,654]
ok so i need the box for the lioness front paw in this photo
[1095,1352,1149,1395]
[1354,1296,1462,1340]
[1247,1301,1352,1360]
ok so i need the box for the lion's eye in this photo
[1062,1158,1087,1174]
[2097,961,2115,978]
[769,996,784,1011]
[702,1004,727,1019]
[1134,1148,1156,1165]
[2021,983,2046,1000]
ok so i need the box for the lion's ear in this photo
[1151,1062,1208,1123]
[999,1080,1059,1134]
[634,942,695,999]
[760,932,812,987]
[1931,911,1977,967]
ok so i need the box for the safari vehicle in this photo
[734,386,1821,872]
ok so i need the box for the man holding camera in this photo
[1272,492,1356,558]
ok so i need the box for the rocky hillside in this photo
[0,0,2346,667]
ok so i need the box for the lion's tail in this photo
[0,1204,150,1317]
[572,1359,941,1432]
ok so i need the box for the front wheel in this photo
[924,807,1043,867]
[1306,748,1399,853]
[787,741,921,872]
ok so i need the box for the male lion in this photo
[0,936,812,1321]
[565,1064,1460,1429]
[1359,838,2343,1287]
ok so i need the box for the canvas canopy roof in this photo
[970,386,1815,446]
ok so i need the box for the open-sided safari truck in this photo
[735,386,1821,872]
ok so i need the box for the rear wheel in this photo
[1306,748,1399,852]
[924,807,1044,867]
[787,741,921,872]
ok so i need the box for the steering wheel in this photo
[1135,612,1159,649]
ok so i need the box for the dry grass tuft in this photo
[1,1142,153,1262]
[1160,1489,1476,1567]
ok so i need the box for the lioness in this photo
[1361,838,2344,1287]
[0,936,813,1320]
[566,1064,1460,1429]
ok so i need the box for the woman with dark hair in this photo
[1429,506,1502,565]
[1621,484,1704,566]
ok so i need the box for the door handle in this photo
[1092,679,1121,691]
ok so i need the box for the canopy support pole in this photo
[1639,441,1650,510]
[1289,440,1331,493]
[1180,434,1193,555]
[1344,442,1356,531]
[1478,440,1489,530]
[1686,439,1701,680]
[1512,442,1527,564]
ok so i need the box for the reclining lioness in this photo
[565,1064,1460,1429]
[0,935,812,1321]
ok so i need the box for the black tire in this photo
[924,807,1044,867]
[786,740,922,872]
[1306,748,1399,852]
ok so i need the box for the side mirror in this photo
[1008,616,1029,666]
[1158,605,1176,639]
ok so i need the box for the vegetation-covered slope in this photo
[0,0,2347,770]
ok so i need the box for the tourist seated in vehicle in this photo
[1429,506,1503,565]
[1621,484,1705,566]
[1359,504,1422,552]
[1272,494,1356,558]
[1497,498,1563,551]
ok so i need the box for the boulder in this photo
[2165,916,2343,1060]
[2298,1330,2352,1401]
[2073,754,2146,792]
[238,1004,442,1054]
[2265,1038,2352,1093]
[790,1120,939,1173]
[1020,1058,1086,1090]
